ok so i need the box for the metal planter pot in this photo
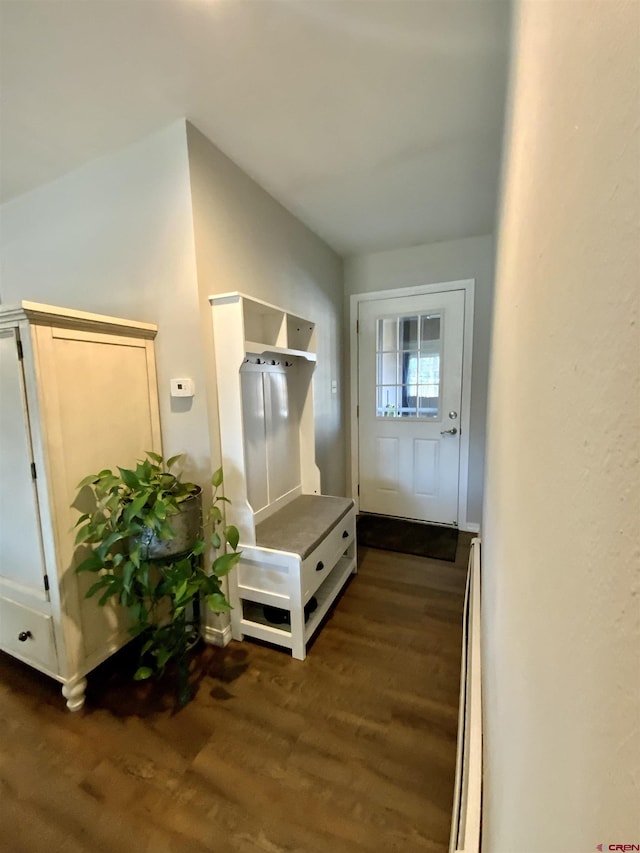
[132,488,202,561]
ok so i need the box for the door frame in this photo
[350,279,477,533]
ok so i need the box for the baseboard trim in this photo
[203,623,232,648]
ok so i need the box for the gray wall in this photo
[0,119,346,499]
[344,234,495,527]
[186,123,346,497]
[0,121,211,485]
[482,1,639,847]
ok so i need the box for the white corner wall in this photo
[482,2,640,850]
[344,234,495,527]
[0,121,211,485]
[185,123,345,497]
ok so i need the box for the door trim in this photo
[350,279,477,533]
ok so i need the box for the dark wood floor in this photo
[0,535,470,853]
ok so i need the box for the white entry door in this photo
[357,290,465,525]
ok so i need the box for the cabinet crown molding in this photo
[0,301,157,339]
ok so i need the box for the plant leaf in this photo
[212,551,241,578]
[129,545,141,569]
[191,539,205,556]
[133,666,154,681]
[74,525,94,546]
[166,454,183,469]
[174,579,189,603]
[211,467,223,488]
[77,473,99,489]
[124,491,151,524]
[123,560,135,594]
[224,525,240,551]
[145,451,163,464]
[118,467,140,490]
[75,553,104,573]
[156,647,172,668]
[210,505,223,523]
[96,530,125,560]
[207,592,232,613]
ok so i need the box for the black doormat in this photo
[356,514,459,562]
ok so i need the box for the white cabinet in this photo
[210,292,356,660]
[0,302,161,709]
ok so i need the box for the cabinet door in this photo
[35,325,161,660]
[0,329,48,594]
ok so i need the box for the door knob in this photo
[18,631,32,642]
[440,427,458,436]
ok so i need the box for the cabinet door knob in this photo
[342,530,349,538]
[316,561,324,572]
[18,631,32,642]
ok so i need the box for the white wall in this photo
[0,121,211,485]
[186,123,345,497]
[344,234,495,527]
[482,2,640,849]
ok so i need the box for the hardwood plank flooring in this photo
[0,536,470,853]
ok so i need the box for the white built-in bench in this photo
[210,292,357,660]
[233,495,356,660]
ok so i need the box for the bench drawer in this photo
[301,509,356,601]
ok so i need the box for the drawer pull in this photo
[316,561,324,572]
[342,530,349,538]
[18,631,32,642]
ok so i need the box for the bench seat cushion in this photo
[255,495,354,559]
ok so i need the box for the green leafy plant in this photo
[74,453,241,704]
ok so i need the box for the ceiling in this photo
[0,0,511,256]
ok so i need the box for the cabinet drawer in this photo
[0,597,58,673]
[301,509,356,601]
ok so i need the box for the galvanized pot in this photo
[132,487,202,561]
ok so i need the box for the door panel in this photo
[358,290,465,525]
[0,329,47,592]
[414,439,439,497]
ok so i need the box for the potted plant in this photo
[74,452,241,706]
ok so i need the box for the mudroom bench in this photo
[231,495,356,660]
[210,292,357,660]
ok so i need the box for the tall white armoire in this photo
[0,302,161,710]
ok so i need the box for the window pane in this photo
[420,315,441,343]
[377,318,398,352]
[374,310,442,419]
[377,386,400,417]
[400,385,417,417]
[420,351,440,417]
[402,352,419,386]
[418,386,439,419]
[400,316,418,350]
[377,352,398,386]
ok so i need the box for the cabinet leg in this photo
[62,677,87,712]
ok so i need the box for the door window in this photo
[376,313,441,419]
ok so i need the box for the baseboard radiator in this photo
[450,537,483,853]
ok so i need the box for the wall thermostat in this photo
[170,378,195,398]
